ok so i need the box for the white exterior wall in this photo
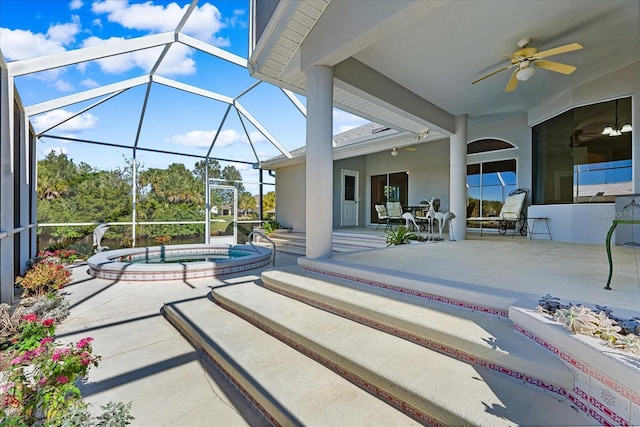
[274,163,306,232]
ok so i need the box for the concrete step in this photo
[212,282,595,426]
[163,292,421,427]
[261,266,574,394]
[254,230,388,254]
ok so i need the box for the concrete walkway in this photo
[56,252,301,426]
[54,233,639,425]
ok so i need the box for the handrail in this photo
[248,230,276,266]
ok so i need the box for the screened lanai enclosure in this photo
[0,0,312,302]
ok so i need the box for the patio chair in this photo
[467,188,528,236]
[386,201,404,229]
[374,204,391,230]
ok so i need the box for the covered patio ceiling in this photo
[250,0,640,140]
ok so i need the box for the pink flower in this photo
[56,376,69,384]
[41,318,55,327]
[38,377,47,386]
[51,347,69,361]
[0,382,15,393]
[77,337,94,349]
[10,356,22,365]
[40,337,54,346]
[22,313,37,322]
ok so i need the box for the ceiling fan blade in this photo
[404,147,417,151]
[505,69,518,92]
[535,43,583,59]
[472,64,512,85]
[534,59,577,75]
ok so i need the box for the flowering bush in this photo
[9,313,56,353]
[0,336,101,425]
[15,260,71,297]
[538,294,640,355]
[37,249,83,264]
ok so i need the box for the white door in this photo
[341,170,359,227]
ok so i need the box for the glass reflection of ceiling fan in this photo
[472,37,582,92]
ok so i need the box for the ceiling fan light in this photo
[621,123,633,133]
[516,66,535,81]
[602,126,613,135]
[391,148,398,157]
[609,129,622,137]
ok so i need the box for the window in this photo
[532,98,632,204]
[467,159,517,219]
[370,172,408,223]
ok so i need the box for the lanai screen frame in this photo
[0,0,307,302]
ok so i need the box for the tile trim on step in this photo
[162,307,281,427]
[515,323,636,426]
[214,299,445,427]
[301,266,510,318]
[263,282,568,399]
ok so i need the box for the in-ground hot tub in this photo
[87,243,273,281]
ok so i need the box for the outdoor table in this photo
[604,219,640,290]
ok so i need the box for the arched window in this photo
[467,139,515,154]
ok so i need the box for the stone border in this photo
[87,243,272,281]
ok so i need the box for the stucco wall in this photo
[274,163,306,231]
[365,139,450,222]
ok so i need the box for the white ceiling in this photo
[354,0,640,125]
[252,0,640,133]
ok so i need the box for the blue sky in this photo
[0,0,367,193]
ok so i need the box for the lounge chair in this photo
[467,188,528,236]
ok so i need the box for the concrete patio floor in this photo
[55,232,639,425]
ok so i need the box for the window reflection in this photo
[532,98,632,204]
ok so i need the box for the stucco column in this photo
[450,114,468,240]
[305,65,333,258]
[0,62,15,303]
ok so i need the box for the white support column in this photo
[450,114,468,241]
[305,65,334,259]
[19,110,29,273]
[1,64,15,303]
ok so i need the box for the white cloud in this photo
[81,36,195,75]
[33,109,98,133]
[91,0,229,46]
[169,128,244,148]
[80,78,99,88]
[42,146,68,156]
[46,18,81,45]
[54,80,74,91]
[0,28,67,60]
[248,131,267,144]
[69,0,83,10]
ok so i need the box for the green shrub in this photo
[263,219,281,235]
[385,226,417,246]
[15,260,71,297]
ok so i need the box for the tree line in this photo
[37,152,275,247]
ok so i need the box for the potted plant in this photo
[385,226,417,246]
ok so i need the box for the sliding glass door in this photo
[370,172,408,224]
[467,159,516,227]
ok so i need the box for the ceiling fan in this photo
[472,37,583,92]
[390,146,417,157]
